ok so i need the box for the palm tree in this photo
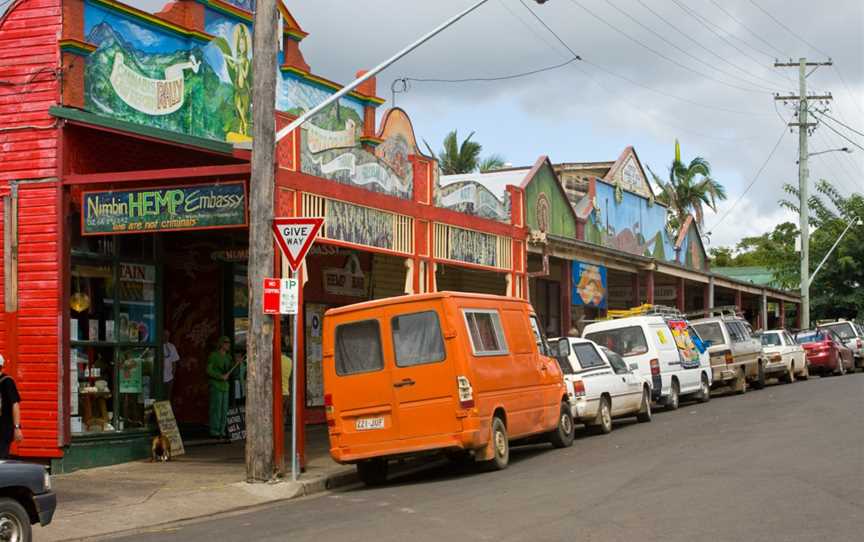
[648,140,727,234]
[423,130,505,175]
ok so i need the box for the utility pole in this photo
[774,57,832,329]
[246,0,280,482]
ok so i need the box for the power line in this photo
[706,0,788,58]
[563,0,771,95]
[832,66,864,117]
[811,110,864,152]
[705,126,789,236]
[401,57,580,84]
[813,108,864,139]
[748,0,832,58]
[602,0,781,92]
[513,0,771,118]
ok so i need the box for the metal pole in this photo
[291,268,300,481]
[798,58,810,329]
[275,0,493,143]
[809,217,860,287]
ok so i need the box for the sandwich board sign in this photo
[272,218,324,272]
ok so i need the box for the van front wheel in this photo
[356,458,388,486]
[482,417,510,471]
[548,402,575,448]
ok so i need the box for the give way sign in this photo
[272,217,324,272]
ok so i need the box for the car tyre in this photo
[834,354,846,376]
[799,363,809,380]
[696,374,711,403]
[356,458,389,487]
[0,497,32,542]
[665,380,680,411]
[734,368,747,394]
[636,387,652,423]
[752,361,766,389]
[548,402,575,448]
[482,416,510,471]
[782,363,795,384]
[594,397,613,434]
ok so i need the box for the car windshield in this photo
[584,326,648,358]
[760,333,782,346]
[692,322,724,345]
[821,322,855,339]
[795,331,826,344]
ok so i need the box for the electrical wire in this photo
[602,0,781,92]
[401,57,580,84]
[812,109,864,139]
[811,111,864,152]
[832,67,864,117]
[706,0,788,59]
[748,0,832,59]
[705,126,789,236]
[563,0,771,95]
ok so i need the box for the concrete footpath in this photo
[39,428,356,541]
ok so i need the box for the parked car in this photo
[322,292,574,485]
[755,329,809,383]
[583,314,711,410]
[0,460,56,542]
[553,337,652,433]
[692,310,764,393]
[794,329,855,376]
[818,320,864,371]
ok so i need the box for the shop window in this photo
[117,262,156,343]
[70,261,114,342]
[534,279,561,337]
[71,345,115,434]
[464,310,508,356]
[392,311,445,367]
[118,235,155,260]
[69,210,115,258]
[233,265,249,351]
[335,320,384,375]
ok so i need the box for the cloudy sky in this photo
[4,0,862,248]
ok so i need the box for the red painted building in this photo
[0,0,529,470]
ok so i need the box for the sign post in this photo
[272,217,323,481]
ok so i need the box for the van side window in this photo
[529,315,550,356]
[335,320,384,376]
[392,311,446,368]
[727,322,745,343]
[464,309,509,356]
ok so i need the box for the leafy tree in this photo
[708,247,735,267]
[648,140,727,235]
[423,130,505,175]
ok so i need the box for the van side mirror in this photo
[556,338,571,358]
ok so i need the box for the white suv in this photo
[583,316,712,410]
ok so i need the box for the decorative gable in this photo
[522,157,578,239]
[605,147,655,200]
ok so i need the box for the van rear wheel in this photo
[357,458,388,486]
[548,402,575,448]
[665,380,680,411]
[697,374,711,403]
[482,416,510,471]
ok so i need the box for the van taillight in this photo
[324,393,335,426]
[324,394,333,407]
[457,376,474,409]
[571,380,586,397]
[724,351,734,364]
[650,359,660,376]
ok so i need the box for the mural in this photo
[523,162,576,237]
[448,227,498,268]
[437,181,510,222]
[325,200,394,250]
[204,12,253,142]
[572,261,607,308]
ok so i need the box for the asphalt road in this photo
[115,373,864,542]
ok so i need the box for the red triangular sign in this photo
[272,217,324,272]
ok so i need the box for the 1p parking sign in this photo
[280,278,299,315]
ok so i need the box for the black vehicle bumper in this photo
[34,491,56,526]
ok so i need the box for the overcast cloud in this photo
[4,0,861,249]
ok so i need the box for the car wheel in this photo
[835,355,846,376]
[595,397,613,434]
[799,364,809,380]
[665,380,680,411]
[548,402,575,448]
[782,363,795,384]
[697,374,711,403]
[482,416,510,471]
[752,361,766,389]
[0,497,32,542]
[356,458,389,486]
[636,387,653,423]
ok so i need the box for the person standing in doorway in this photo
[163,330,181,401]
[281,334,293,429]
[207,337,232,440]
[0,354,22,459]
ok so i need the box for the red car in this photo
[794,329,855,376]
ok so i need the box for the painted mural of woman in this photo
[214,23,253,142]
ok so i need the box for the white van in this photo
[583,316,712,410]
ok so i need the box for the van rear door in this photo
[332,319,400,445]
[390,309,460,440]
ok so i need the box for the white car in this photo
[553,337,652,434]
[757,330,809,382]
[583,316,712,410]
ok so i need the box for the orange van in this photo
[322,292,574,485]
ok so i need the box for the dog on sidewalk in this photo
[151,434,171,462]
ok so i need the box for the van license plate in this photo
[355,417,385,431]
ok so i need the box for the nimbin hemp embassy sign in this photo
[82,182,248,235]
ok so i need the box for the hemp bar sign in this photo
[82,182,248,235]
